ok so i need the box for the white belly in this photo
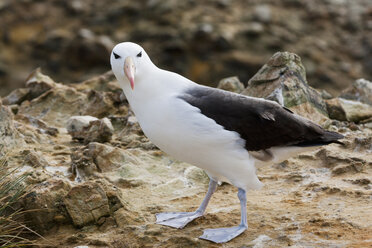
[133,96,263,191]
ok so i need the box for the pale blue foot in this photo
[199,224,247,243]
[156,211,202,229]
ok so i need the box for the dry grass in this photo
[0,150,38,248]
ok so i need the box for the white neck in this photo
[118,66,196,117]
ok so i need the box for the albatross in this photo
[110,42,343,243]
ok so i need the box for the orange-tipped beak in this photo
[124,56,135,90]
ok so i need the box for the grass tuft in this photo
[0,150,37,248]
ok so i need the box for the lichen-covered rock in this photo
[242,52,328,124]
[340,78,372,106]
[64,182,110,227]
[217,76,245,93]
[184,166,209,185]
[67,116,114,143]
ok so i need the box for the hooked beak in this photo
[124,56,135,90]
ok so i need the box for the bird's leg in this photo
[199,188,248,243]
[156,179,218,229]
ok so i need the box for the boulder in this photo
[64,182,110,227]
[340,78,372,106]
[242,52,329,124]
[67,116,114,144]
[217,76,245,93]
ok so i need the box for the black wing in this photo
[179,86,343,151]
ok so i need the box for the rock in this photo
[242,52,329,124]
[2,88,30,105]
[23,179,72,234]
[67,116,99,137]
[70,146,96,182]
[320,89,333,100]
[88,142,139,172]
[325,98,347,121]
[18,79,123,127]
[24,150,49,168]
[253,5,272,23]
[18,84,87,127]
[184,166,209,185]
[327,98,372,123]
[113,208,135,228]
[15,114,58,136]
[248,234,272,248]
[67,116,114,144]
[0,102,24,154]
[340,78,372,106]
[25,68,56,99]
[217,76,245,93]
[72,71,121,93]
[244,22,265,37]
[64,28,114,68]
[64,182,110,227]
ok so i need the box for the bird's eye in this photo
[136,51,142,58]
[113,52,121,59]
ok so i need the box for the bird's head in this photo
[110,42,153,90]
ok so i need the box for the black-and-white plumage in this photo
[180,86,343,151]
[110,42,344,243]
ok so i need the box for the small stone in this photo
[217,76,245,93]
[326,98,347,121]
[67,116,99,137]
[67,116,113,143]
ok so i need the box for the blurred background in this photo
[0,0,371,97]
